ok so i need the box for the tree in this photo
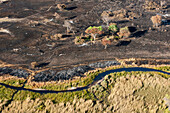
[117,26,131,38]
[63,20,74,34]
[102,15,111,27]
[150,15,162,27]
[101,36,111,49]
[85,26,103,42]
[108,23,118,34]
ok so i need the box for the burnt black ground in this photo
[0,60,120,81]
[0,0,169,70]
[0,67,30,78]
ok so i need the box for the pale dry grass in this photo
[0,74,25,81]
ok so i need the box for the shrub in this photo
[63,20,74,34]
[151,15,162,27]
[74,36,85,44]
[101,36,112,49]
[74,34,92,44]
[117,26,131,38]
[144,0,160,10]
[85,26,103,42]
[108,23,118,33]
[57,4,66,11]
[102,15,111,27]
[164,94,170,111]
[160,1,167,9]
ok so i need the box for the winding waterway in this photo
[0,67,169,94]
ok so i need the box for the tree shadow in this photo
[62,34,72,38]
[162,19,170,25]
[128,26,137,33]
[115,40,131,46]
[35,62,50,68]
[132,30,147,38]
[116,20,129,24]
[66,6,77,10]
[166,5,170,9]
[66,16,77,20]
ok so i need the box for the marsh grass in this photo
[0,79,26,87]
[0,85,16,100]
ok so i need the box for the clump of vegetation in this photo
[144,0,167,10]
[101,36,112,49]
[50,34,63,40]
[31,62,38,69]
[164,94,170,112]
[151,15,162,27]
[74,23,131,48]
[101,15,111,27]
[101,9,139,21]
[73,10,136,48]
[108,23,118,34]
[160,1,167,9]
[85,26,103,42]
[0,85,16,100]
[144,0,160,10]
[36,102,46,111]
[117,26,131,38]
[74,34,91,44]
[154,66,170,72]
[57,4,66,11]
[74,36,85,44]
[0,79,26,87]
[63,20,74,34]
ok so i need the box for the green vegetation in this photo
[108,23,118,33]
[117,26,131,38]
[0,85,16,100]
[25,69,104,91]
[36,102,46,111]
[0,79,26,87]
[164,109,170,113]
[154,66,170,72]
[74,21,134,47]
[13,89,96,104]
[86,26,103,31]
[74,34,92,44]
[85,26,104,41]
[164,94,170,113]
[74,36,85,44]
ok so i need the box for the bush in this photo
[117,26,131,38]
[108,23,118,33]
[85,26,104,41]
[151,15,162,27]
